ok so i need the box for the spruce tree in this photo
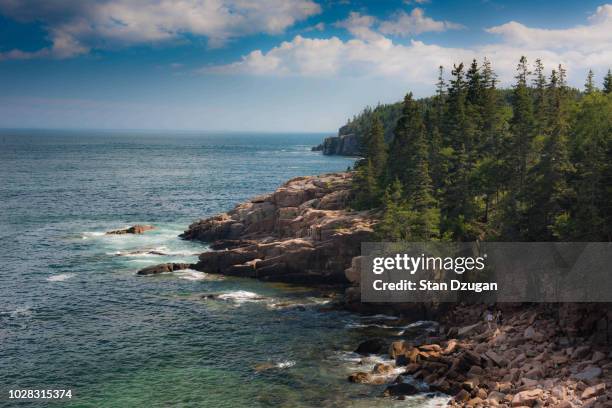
[524,69,574,239]
[387,93,417,187]
[427,66,447,196]
[603,69,612,94]
[352,159,380,210]
[502,56,536,239]
[532,59,548,138]
[478,58,503,225]
[441,63,477,240]
[566,91,612,240]
[375,179,410,241]
[584,69,596,94]
[366,115,387,179]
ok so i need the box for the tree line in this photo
[351,57,612,242]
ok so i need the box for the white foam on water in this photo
[276,360,296,369]
[216,291,266,304]
[46,273,75,282]
[359,314,399,320]
[81,231,106,239]
[6,306,32,319]
[345,322,400,329]
[176,270,221,281]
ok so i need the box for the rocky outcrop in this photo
[137,262,192,275]
[348,303,612,406]
[181,173,375,284]
[106,225,155,235]
[311,134,360,156]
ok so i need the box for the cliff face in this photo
[312,134,361,156]
[181,173,375,284]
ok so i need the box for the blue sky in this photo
[0,0,610,131]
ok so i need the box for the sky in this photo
[0,0,610,132]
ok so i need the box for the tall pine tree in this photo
[441,63,477,240]
[501,56,536,239]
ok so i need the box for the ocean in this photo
[0,130,445,407]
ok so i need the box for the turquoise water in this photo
[0,130,444,407]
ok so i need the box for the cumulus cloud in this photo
[379,8,465,36]
[486,4,612,52]
[334,11,384,42]
[202,34,470,80]
[0,0,321,59]
[204,4,612,87]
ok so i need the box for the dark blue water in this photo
[0,130,443,407]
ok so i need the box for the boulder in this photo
[106,224,155,234]
[458,323,481,338]
[486,350,509,367]
[348,372,386,385]
[383,383,419,397]
[571,345,591,359]
[355,338,385,355]
[372,363,395,375]
[572,366,602,381]
[581,384,605,400]
[488,391,507,404]
[137,263,191,275]
[511,389,543,407]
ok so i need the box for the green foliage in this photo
[352,159,381,210]
[365,115,387,178]
[603,69,612,94]
[349,57,611,242]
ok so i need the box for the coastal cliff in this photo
[180,172,375,284]
[311,134,361,156]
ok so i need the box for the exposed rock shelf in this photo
[179,173,375,284]
[106,224,155,235]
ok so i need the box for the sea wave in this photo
[176,270,222,281]
[276,360,296,369]
[108,246,199,257]
[46,273,75,282]
[4,306,32,319]
[216,291,266,303]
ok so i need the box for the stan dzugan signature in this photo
[372,279,498,293]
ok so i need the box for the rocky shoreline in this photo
[350,303,611,407]
[178,172,375,284]
[137,172,611,406]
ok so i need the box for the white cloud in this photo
[486,4,612,52]
[404,0,431,4]
[202,34,470,80]
[335,11,384,42]
[379,8,465,36]
[204,4,612,88]
[0,0,321,59]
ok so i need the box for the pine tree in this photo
[584,69,596,94]
[524,69,574,239]
[352,159,380,210]
[375,179,410,241]
[565,91,612,240]
[466,59,485,156]
[478,58,503,225]
[387,93,417,187]
[365,115,387,179]
[532,59,548,138]
[441,63,477,240]
[427,66,447,195]
[603,69,612,94]
[502,56,536,239]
